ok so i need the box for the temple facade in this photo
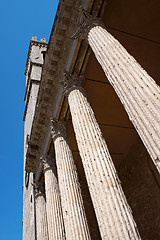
[23,0,160,239]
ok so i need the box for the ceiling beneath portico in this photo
[66,0,160,174]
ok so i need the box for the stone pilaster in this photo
[61,73,141,240]
[41,155,66,240]
[51,119,91,240]
[72,8,160,173]
[35,180,49,240]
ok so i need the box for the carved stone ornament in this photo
[40,155,56,173]
[34,181,45,198]
[71,6,103,40]
[60,71,85,96]
[50,118,67,141]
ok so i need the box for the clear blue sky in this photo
[0,0,58,239]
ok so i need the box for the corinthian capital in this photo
[34,180,45,198]
[60,71,85,96]
[40,155,56,173]
[50,118,67,141]
[71,6,103,40]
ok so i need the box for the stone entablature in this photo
[24,0,106,173]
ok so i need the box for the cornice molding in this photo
[25,0,106,173]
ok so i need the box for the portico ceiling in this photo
[66,0,160,172]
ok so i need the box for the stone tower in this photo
[23,37,47,240]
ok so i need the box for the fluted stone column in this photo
[60,73,140,240]
[41,155,66,240]
[51,119,91,240]
[35,180,49,240]
[72,8,160,173]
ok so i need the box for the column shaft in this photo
[87,25,160,172]
[44,166,66,240]
[68,88,140,240]
[52,124,91,240]
[36,193,49,240]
